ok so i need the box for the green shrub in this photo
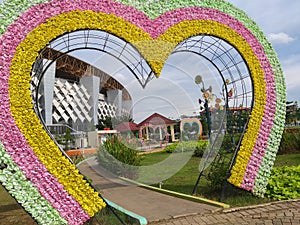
[266,165,300,200]
[206,151,230,191]
[220,133,242,152]
[56,128,75,151]
[176,141,199,152]
[278,131,300,155]
[163,140,209,157]
[97,136,140,179]
[284,127,300,134]
[193,141,210,157]
[163,142,179,153]
[70,154,85,165]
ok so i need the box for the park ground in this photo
[0,152,299,225]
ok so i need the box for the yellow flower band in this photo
[157,20,266,187]
[9,10,266,213]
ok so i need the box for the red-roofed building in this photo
[138,113,177,142]
[115,122,139,138]
[138,113,175,126]
[115,122,139,132]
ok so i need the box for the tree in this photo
[56,128,75,150]
[226,109,249,134]
[111,115,134,126]
[286,101,299,125]
[199,113,208,136]
[96,115,134,130]
[97,117,113,130]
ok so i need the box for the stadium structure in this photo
[34,48,132,135]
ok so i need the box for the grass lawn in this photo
[274,153,300,167]
[140,152,300,207]
[1,152,299,223]
[0,184,139,225]
[140,153,211,194]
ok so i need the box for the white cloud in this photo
[268,32,296,44]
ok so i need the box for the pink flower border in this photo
[0,1,277,223]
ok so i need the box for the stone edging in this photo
[222,198,300,213]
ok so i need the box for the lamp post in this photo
[192,75,215,195]
[195,75,211,141]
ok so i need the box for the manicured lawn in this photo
[140,152,211,194]
[139,152,169,166]
[140,152,300,206]
[0,184,139,225]
[1,152,299,223]
[274,153,300,167]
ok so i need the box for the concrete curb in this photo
[120,177,230,209]
[104,198,148,225]
[222,198,300,213]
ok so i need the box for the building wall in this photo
[40,66,132,132]
[38,59,56,125]
[80,76,100,128]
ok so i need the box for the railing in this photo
[46,124,85,137]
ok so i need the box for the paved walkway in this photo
[78,158,218,223]
[78,158,300,225]
[149,199,300,225]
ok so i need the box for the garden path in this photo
[77,157,219,223]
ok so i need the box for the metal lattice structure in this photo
[31,29,155,101]
[171,35,254,154]
[31,31,253,116]
[172,35,254,195]
[0,1,286,223]
[173,35,253,110]
[31,30,254,151]
[31,29,254,197]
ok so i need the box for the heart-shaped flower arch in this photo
[0,0,286,224]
